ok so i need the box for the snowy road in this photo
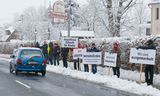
[0,59,139,96]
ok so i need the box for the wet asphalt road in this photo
[0,59,139,96]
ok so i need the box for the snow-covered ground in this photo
[0,54,160,96]
[47,63,160,96]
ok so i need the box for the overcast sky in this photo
[0,0,87,25]
[0,0,47,24]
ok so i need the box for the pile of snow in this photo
[47,65,160,96]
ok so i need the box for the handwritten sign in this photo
[129,48,156,65]
[61,37,78,48]
[73,48,86,59]
[82,52,102,64]
[104,52,117,67]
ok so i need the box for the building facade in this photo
[150,0,160,35]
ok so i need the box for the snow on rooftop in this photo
[18,47,40,50]
[61,30,95,37]
[150,0,160,4]
[1,35,10,42]
[6,26,15,34]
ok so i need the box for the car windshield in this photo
[20,50,43,58]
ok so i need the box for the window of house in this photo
[156,8,159,20]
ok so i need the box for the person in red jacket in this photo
[112,42,121,78]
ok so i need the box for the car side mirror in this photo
[10,55,15,58]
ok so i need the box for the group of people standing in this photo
[39,41,61,66]
[27,39,155,86]
[39,41,69,68]
[75,39,156,86]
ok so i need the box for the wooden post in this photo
[108,66,111,75]
[140,64,143,83]
[78,58,81,71]
[89,64,92,72]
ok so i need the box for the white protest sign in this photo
[129,48,156,65]
[104,52,117,67]
[73,48,86,59]
[82,52,102,65]
[61,37,78,48]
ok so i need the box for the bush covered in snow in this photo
[0,41,34,54]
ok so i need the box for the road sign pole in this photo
[68,0,71,37]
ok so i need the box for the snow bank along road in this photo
[0,54,160,96]
[0,58,138,96]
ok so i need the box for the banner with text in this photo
[73,48,87,59]
[61,37,78,48]
[104,52,117,67]
[82,52,102,64]
[129,48,156,65]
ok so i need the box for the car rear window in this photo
[20,50,43,58]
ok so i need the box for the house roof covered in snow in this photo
[6,26,15,34]
[1,26,16,42]
[60,30,95,37]
[150,0,160,4]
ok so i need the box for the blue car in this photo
[10,47,47,76]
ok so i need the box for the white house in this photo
[149,0,160,35]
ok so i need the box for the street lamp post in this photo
[67,0,71,37]
[48,27,51,42]
[34,28,37,43]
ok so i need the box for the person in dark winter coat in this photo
[35,42,40,48]
[89,43,99,74]
[112,42,121,78]
[48,42,54,65]
[53,43,60,66]
[41,41,49,62]
[138,39,156,85]
[61,48,69,68]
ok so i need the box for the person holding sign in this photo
[89,43,99,74]
[112,42,121,78]
[73,43,83,70]
[84,45,89,72]
[137,39,156,85]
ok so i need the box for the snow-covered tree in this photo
[101,0,137,37]
[63,0,81,28]
[13,6,54,42]
[121,0,150,36]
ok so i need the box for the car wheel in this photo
[15,70,18,75]
[9,64,13,73]
[41,71,46,76]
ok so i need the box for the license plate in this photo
[28,61,38,65]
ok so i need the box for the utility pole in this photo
[48,27,51,42]
[34,28,37,43]
[67,0,71,37]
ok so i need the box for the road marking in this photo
[15,80,31,89]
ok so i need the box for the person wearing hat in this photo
[112,42,121,78]
[89,43,99,74]
[41,41,49,63]
[138,39,156,85]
